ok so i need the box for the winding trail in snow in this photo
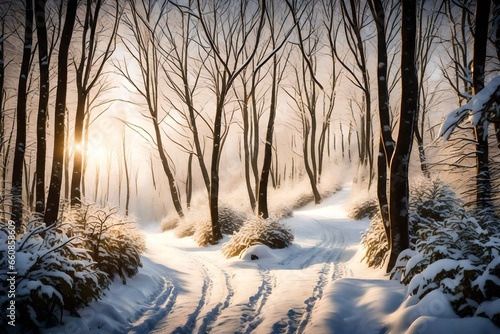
[131,185,360,334]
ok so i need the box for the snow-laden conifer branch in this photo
[439,75,500,141]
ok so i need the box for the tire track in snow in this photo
[272,220,347,334]
[126,276,177,334]
[157,249,233,334]
[196,254,234,334]
[278,218,331,269]
[236,268,275,334]
[171,255,211,334]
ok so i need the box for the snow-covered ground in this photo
[44,186,500,334]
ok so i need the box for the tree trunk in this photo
[257,60,278,219]
[70,93,86,205]
[35,0,49,216]
[303,117,321,204]
[44,0,78,227]
[242,85,257,210]
[186,152,193,209]
[472,0,492,211]
[209,97,225,242]
[414,126,430,177]
[369,0,394,243]
[153,120,184,217]
[122,132,130,216]
[387,0,418,272]
[11,0,33,232]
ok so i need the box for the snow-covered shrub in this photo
[174,219,196,238]
[395,215,500,322]
[409,177,463,227]
[389,183,500,325]
[160,215,180,231]
[348,196,379,220]
[193,218,216,246]
[0,220,104,330]
[221,217,294,258]
[63,204,146,284]
[360,214,388,268]
[192,204,247,247]
[218,203,247,235]
[362,178,463,269]
[177,203,248,245]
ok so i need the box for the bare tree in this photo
[195,0,266,241]
[70,0,120,206]
[335,0,374,186]
[257,0,291,218]
[161,1,211,195]
[34,0,50,216]
[11,0,33,231]
[414,0,444,178]
[44,0,78,227]
[387,0,418,271]
[117,0,184,217]
[368,0,395,243]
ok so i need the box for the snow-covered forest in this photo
[1,0,500,333]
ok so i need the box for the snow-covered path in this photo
[124,185,372,334]
[44,185,500,334]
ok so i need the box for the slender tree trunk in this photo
[472,0,492,211]
[251,75,260,203]
[122,131,130,215]
[303,119,322,204]
[153,120,184,217]
[414,127,429,177]
[70,94,86,205]
[387,0,418,272]
[369,0,395,243]
[81,113,90,198]
[64,110,70,200]
[185,76,210,193]
[257,61,278,219]
[34,0,49,216]
[45,0,78,227]
[186,152,193,209]
[209,96,225,241]
[11,0,33,232]
[242,86,256,210]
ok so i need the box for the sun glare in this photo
[85,141,107,161]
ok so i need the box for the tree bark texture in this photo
[44,0,78,227]
[11,0,33,232]
[387,0,418,272]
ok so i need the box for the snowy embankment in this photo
[45,185,499,334]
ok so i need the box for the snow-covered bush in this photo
[221,217,294,258]
[63,204,146,284]
[177,203,248,246]
[362,178,463,269]
[360,214,388,268]
[0,220,104,330]
[192,218,214,246]
[174,219,196,238]
[394,215,500,323]
[218,203,247,235]
[160,215,180,231]
[348,196,379,220]
[384,178,500,325]
[409,177,463,228]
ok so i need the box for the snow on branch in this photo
[439,75,500,141]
